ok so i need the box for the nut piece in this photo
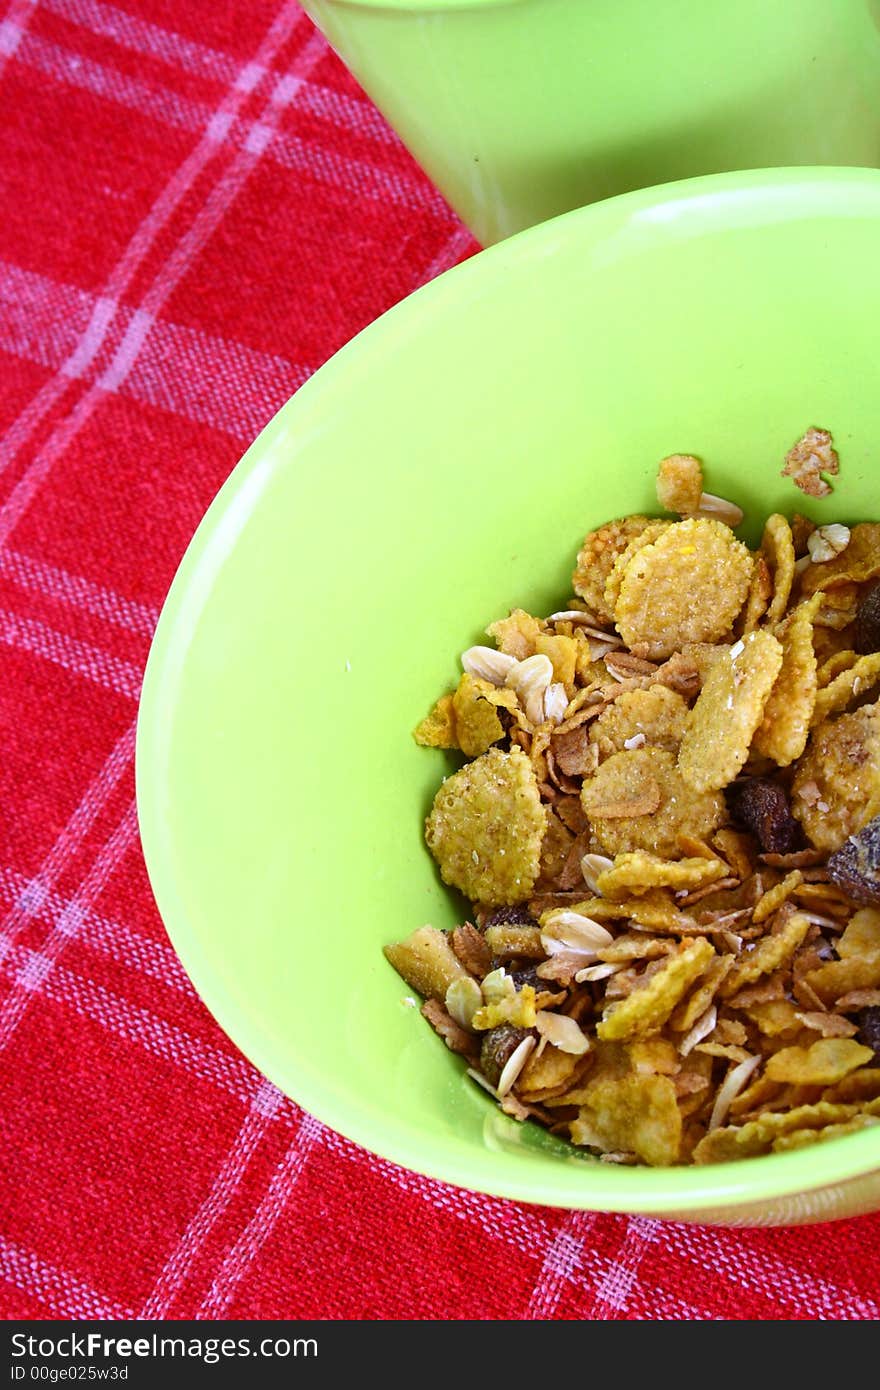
[781,426,839,498]
[505,653,554,725]
[807,524,851,564]
[461,645,518,685]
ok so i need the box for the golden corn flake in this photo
[425,746,546,905]
[582,746,725,859]
[572,515,655,622]
[518,1042,589,1101]
[790,512,816,555]
[535,632,578,687]
[677,630,783,792]
[764,1038,874,1086]
[656,454,703,515]
[752,605,817,766]
[739,555,773,634]
[596,851,728,900]
[582,890,697,932]
[603,521,672,620]
[803,953,880,1007]
[761,514,796,625]
[693,1101,859,1163]
[810,652,880,727]
[588,685,689,761]
[742,999,804,1039]
[486,608,543,660]
[813,584,859,631]
[791,704,880,852]
[597,937,715,1041]
[772,1116,880,1152]
[451,674,506,757]
[838,907,880,959]
[817,650,859,686]
[613,519,752,661]
[570,1074,681,1166]
[669,956,734,1032]
[781,426,839,499]
[413,693,457,749]
[799,522,880,594]
[751,870,804,924]
[471,984,537,1032]
[719,912,811,997]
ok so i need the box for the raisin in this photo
[479,1024,531,1087]
[726,778,802,854]
[856,1007,880,1063]
[480,905,538,932]
[827,815,880,906]
[855,583,880,655]
[509,966,543,991]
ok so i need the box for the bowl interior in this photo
[137,169,880,1214]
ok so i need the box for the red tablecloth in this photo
[0,0,878,1323]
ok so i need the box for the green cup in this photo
[301,0,880,244]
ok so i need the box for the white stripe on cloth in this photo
[196,1111,324,1319]
[139,1078,285,1319]
[585,1216,662,1317]
[0,2,314,549]
[45,0,403,149]
[525,1210,595,1318]
[0,862,191,992]
[0,0,38,72]
[0,800,138,1050]
[0,547,158,639]
[0,940,268,1105]
[0,257,311,439]
[0,0,304,495]
[0,607,142,698]
[0,1234,133,1320]
[659,1219,880,1321]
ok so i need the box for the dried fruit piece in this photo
[613,519,752,660]
[857,1006,880,1059]
[761,514,796,625]
[582,747,725,858]
[855,583,880,655]
[827,818,880,906]
[781,426,839,498]
[752,603,818,766]
[570,1074,681,1167]
[677,630,783,792]
[588,685,689,762]
[413,693,457,749]
[791,705,880,853]
[597,938,715,1041]
[425,747,546,904]
[572,515,654,622]
[656,454,703,515]
[480,1025,532,1088]
[727,779,801,854]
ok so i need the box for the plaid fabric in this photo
[0,0,878,1324]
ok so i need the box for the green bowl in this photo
[301,0,880,245]
[137,169,880,1224]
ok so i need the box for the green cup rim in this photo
[137,167,880,1214]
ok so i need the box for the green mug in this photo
[301,0,880,245]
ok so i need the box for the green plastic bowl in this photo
[301,0,880,244]
[137,169,880,1224]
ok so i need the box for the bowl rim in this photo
[137,166,880,1214]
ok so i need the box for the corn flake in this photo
[765,1038,874,1085]
[772,1115,880,1152]
[799,522,880,594]
[486,609,543,660]
[719,912,811,997]
[739,555,773,634]
[810,652,880,727]
[413,693,458,749]
[656,454,703,515]
[761,514,796,624]
[597,938,715,1041]
[752,604,817,766]
[792,704,880,852]
[572,515,655,622]
[588,684,689,761]
[613,519,752,661]
[582,746,725,859]
[451,673,506,757]
[570,1074,682,1166]
[597,851,728,900]
[678,630,783,792]
[425,747,546,904]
